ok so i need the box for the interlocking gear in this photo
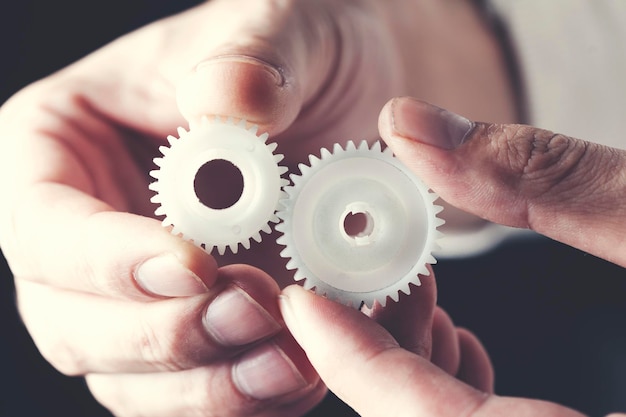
[149,117,287,255]
[276,141,444,307]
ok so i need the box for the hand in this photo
[280,284,587,417]
[299,95,626,416]
[378,97,626,268]
[0,0,519,415]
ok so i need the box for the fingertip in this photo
[217,264,282,320]
[176,56,301,135]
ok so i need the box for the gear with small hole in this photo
[149,117,288,255]
[276,140,444,308]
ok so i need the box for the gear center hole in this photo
[194,159,244,210]
[343,211,374,239]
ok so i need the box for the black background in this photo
[1,2,625,416]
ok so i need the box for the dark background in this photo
[1,2,625,416]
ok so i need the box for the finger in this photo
[379,97,626,267]
[86,332,324,417]
[430,307,461,376]
[457,328,494,393]
[57,0,338,139]
[4,184,216,299]
[362,269,436,359]
[17,265,283,375]
[280,285,586,417]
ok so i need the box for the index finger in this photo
[5,182,216,300]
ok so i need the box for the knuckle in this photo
[130,321,184,372]
[503,126,589,199]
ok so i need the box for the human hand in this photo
[290,95,626,416]
[0,0,520,415]
[378,97,626,269]
[280,283,587,417]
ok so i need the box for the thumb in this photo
[379,97,626,267]
[173,0,335,136]
[279,285,587,417]
[278,285,485,417]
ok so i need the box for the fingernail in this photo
[135,255,208,297]
[277,293,302,341]
[389,98,474,149]
[233,342,308,400]
[196,55,285,86]
[204,286,282,346]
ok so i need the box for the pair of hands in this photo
[1,0,625,416]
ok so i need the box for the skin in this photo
[4,0,619,416]
[277,97,626,417]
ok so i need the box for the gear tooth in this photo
[417,264,431,277]
[237,118,247,128]
[302,279,315,290]
[158,145,170,155]
[266,142,278,153]
[358,140,369,150]
[332,143,343,154]
[390,291,401,303]
[230,243,240,254]
[153,157,164,168]
[166,135,177,146]
[213,115,221,123]
[371,140,382,152]
[400,284,413,296]
[154,206,167,216]
[275,233,287,245]
[285,259,298,270]
[383,146,394,156]
[217,245,226,255]
[148,182,159,192]
[268,212,280,224]
[294,270,307,282]
[280,178,290,188]
[261,223,272,234]
[226,116,235,125]
[433,204,444,214]
[278,165,289,175]
[346,140,357,151]
[320,147,332,159]
[259,132,270,143]
[149,170,160,179]
[297,162,309,173]
[434,217,446,227]
[176,127,187,137]
[425,254,437,265]
[150,194,161,204]
[251,232,262,243]
[308,154,320,166]
[170,226,181,236]
[248,124,259,135]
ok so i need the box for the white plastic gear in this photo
[276,140,444,308]
[149,116,288,255]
